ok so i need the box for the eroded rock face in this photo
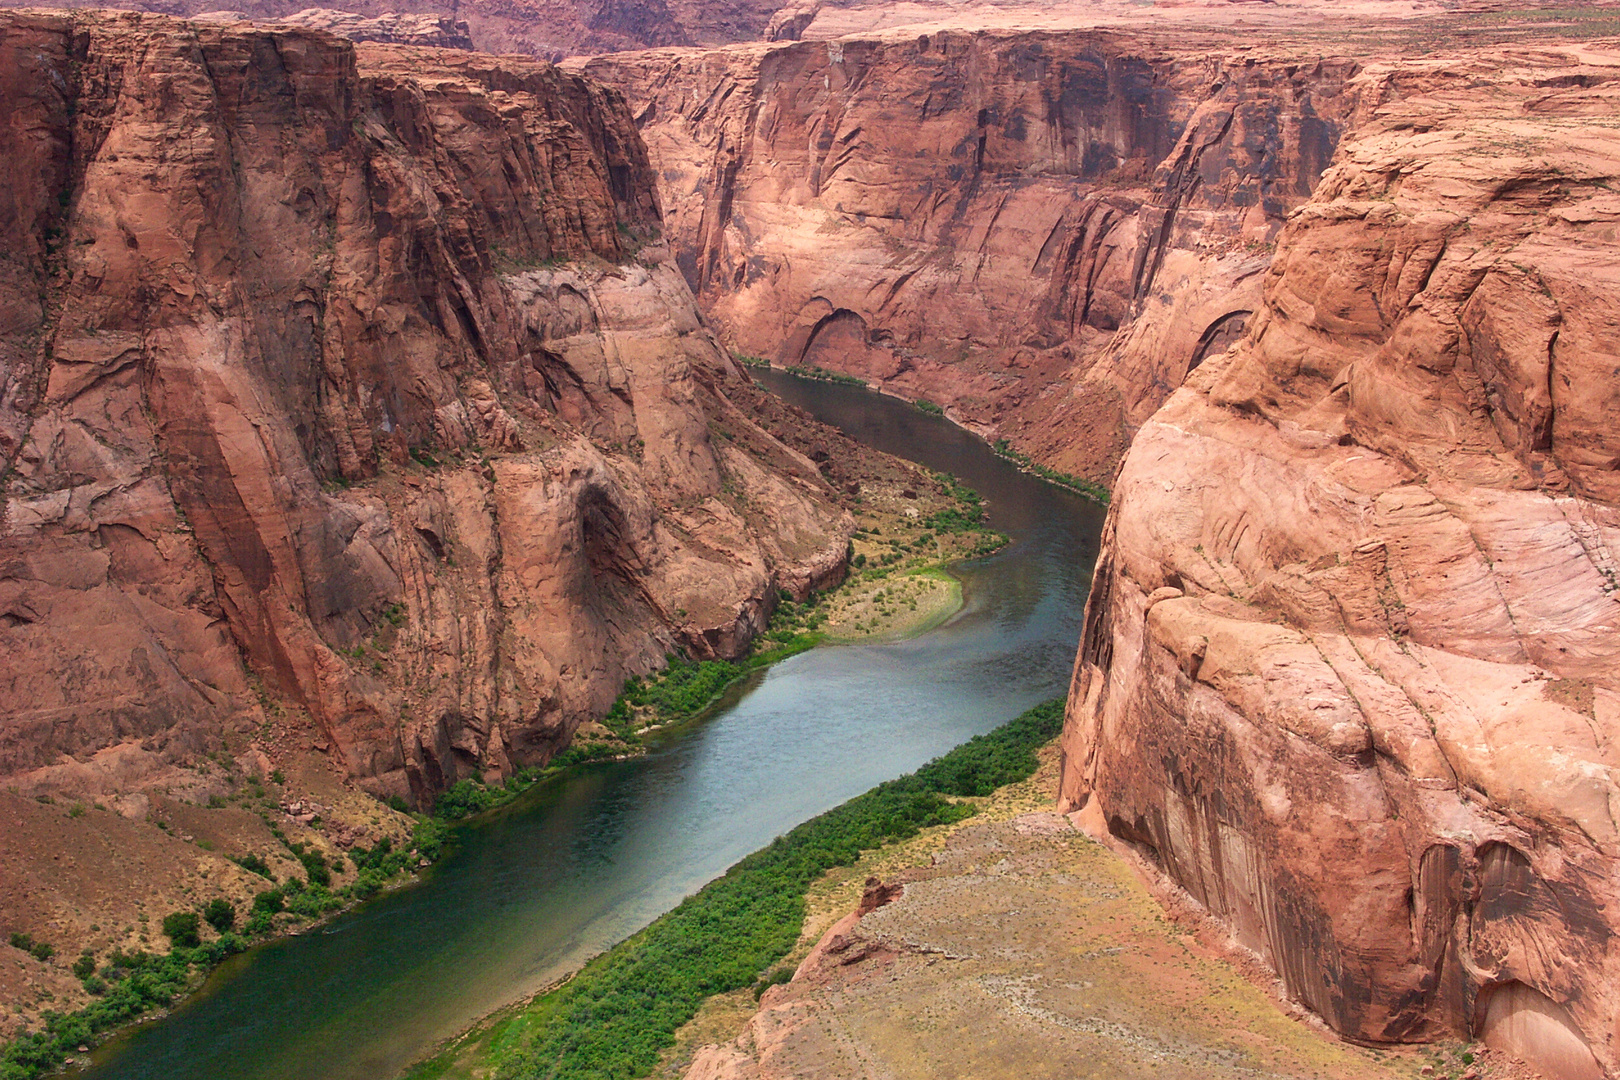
[1059,46,1620,1078]
[0,0,769,59]
[577,33,1364,478]
[200,8,477,49]
[0,10,849,805]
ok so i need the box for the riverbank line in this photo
[400,700,1067,1080]
[427,470,1002,826]
[0,442,1008,1080]
[743,358,1111,506]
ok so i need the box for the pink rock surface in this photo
[576,32,1367,480]
[1061,44,1620,1079]
[0,10,849,806]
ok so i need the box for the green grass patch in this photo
[781,364,867,387]
[411,699,1064,1080]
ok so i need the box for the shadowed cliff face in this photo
[576,32,1362,479]
[1060,46,1620,1079]
[0,10,849,806]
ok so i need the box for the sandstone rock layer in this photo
[578,31,1367,478]
[0,10,850,806]
[1060,44,1620,1080]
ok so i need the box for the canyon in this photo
[567,14,1620,1080]
[0,8,857,808]
[0,7,866,1036]
[576,29,1358,479]
[2,1,1620,1079]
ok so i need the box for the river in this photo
[76,370,1106,1080]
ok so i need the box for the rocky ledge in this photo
[196,8,477,49]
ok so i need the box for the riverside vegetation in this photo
[0,473,1007,1078]
[737,355,1110,504]
[0,818,449,1080]
[429,470,1009,822]
[404,699,1067,1080]
[990,439,1110,506]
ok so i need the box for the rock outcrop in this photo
[0,10,850,807]
[197,8,477,49]
[576,32,1365,479]
[0,0,772,59]
[1060,44,1620,1080]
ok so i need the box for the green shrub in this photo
[252,889,284,915]
[411,816,449,863]
[913,700,1063,796]
[230,853,273,879]
[434,778,502,821]
[160,912,200,950]
[297,849,331,888]
[71,954,95,981]
[203,899,235,934]
[9,936,54,964]
[283,883,342,919]
[752,965,794,999]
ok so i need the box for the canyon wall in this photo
[0,0,780,59]
[578,32,1366,478]
[1060,44,1620,1079]
[0,10,849,807]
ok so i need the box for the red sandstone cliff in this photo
[576,32,1365,479]
[0,0,773,58]
[1060,43,1620,1080]
[0,10,850,808]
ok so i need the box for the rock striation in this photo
[0,10,850,807]
[577,31,1365,479]
[1059,43,1620,1080]
[198,8,477,49]
[0,0,774,59]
